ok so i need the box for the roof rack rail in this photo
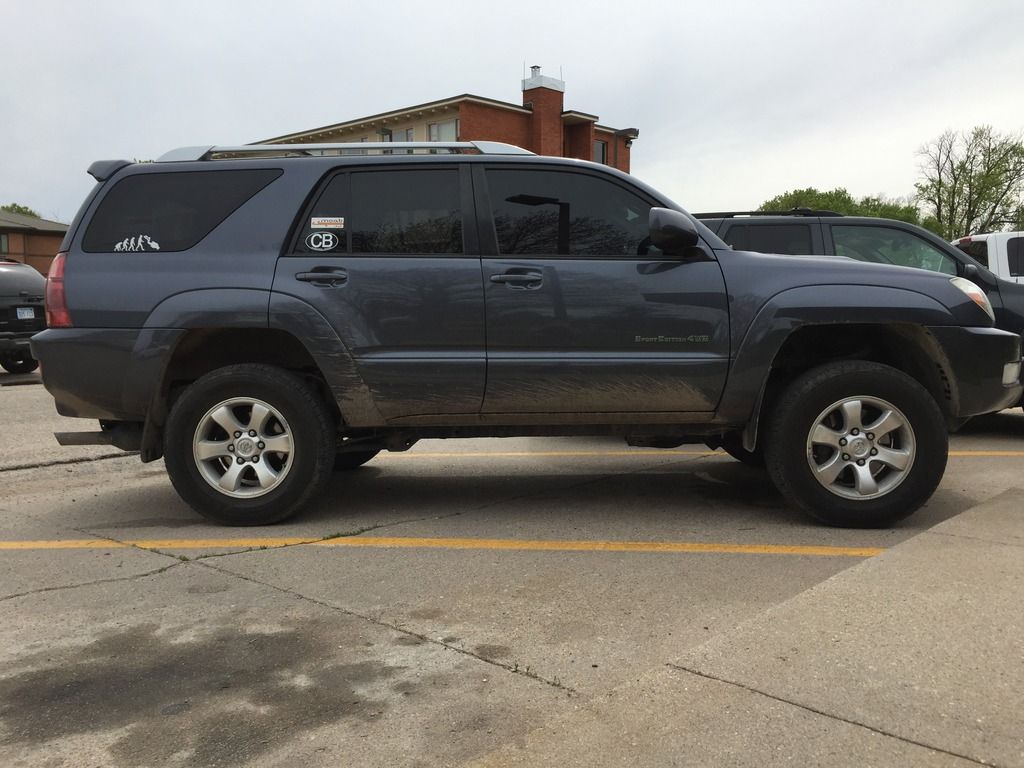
[694,208,844,219]
[157,141,534,163]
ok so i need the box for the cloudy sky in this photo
[3,0,1023,222]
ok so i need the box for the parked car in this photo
[953,231,1024,285]
[0,257,45,373]
[31,144,1022,528]
[697,210,1024,340]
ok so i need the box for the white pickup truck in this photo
[954,232,1024,284]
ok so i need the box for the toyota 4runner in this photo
[32,142,1023,527]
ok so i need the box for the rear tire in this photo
[764,361,947,528]
[164,365,335,525]
[1,353,39,374]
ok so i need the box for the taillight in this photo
[46,252,71,328]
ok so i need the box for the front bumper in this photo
[929,325,1023,417]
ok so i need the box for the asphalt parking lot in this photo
[2,372,1023,767]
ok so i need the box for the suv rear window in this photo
[1008,237,1024,277]
[954,240,990,268]
[82,169,281,253]
[723,224,812,254]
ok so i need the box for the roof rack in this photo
[157,141,534,162]
[694,208,844,219]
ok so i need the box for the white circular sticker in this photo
[305,231,340,252]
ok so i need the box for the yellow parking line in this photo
[0,536,882,558]
[379,450,720,458]
[949,450,1024,457]
[377,449,1024,459]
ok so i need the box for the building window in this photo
[593,140,608,165]
[394,128,414,142]
[428,119,459,142]
[0,234,7,253]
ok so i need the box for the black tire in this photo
[764,361,947,528]
[719,432,765,468]
[1,354,39,374]
[334,449,380,471]
[164,365,335,525]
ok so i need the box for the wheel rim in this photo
[805,395,916,501]
[192,397,294,499]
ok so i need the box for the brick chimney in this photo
[522,65,565,156]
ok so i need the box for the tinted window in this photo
[351,170,462,254]
[1008,237,1024,277]
[487,169,656,257]
[954,239,990,268]
[723,223,812,254]
[832,225,958,275]
[83,169,281,253]
[295,169,463,255]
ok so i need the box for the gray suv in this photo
[32,142,1023,527]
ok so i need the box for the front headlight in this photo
[950,277,995,323]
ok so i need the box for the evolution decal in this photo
[113,235,161,252]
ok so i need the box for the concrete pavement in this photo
[469,489,1024,767]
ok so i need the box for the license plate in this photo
[16,307,35,320]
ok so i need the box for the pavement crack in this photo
[665,663,998,767]
[0,562,183,603]
[925,529,1024,550]
[67,526,186,562]
[0,452,139,474]
[196,558,576,695]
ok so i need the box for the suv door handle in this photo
[490,270,543,288]
[296,269,347,287]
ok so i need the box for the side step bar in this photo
[55,422,143,451]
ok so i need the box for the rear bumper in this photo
[30,327,184,420]
[929,325,1023,417]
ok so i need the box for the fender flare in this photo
[717,284,957,448]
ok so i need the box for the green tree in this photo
[915,126,1024,240]
[1,203,41,218]
[758,187,921,225]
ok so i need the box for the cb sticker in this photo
[305,231,340,252]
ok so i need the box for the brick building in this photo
[260,67,639,172]
[0,211,67,275]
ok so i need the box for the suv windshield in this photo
[832,225,957,275]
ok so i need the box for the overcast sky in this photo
[3,0,1023,223]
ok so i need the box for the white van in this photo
[953,232,1024,284]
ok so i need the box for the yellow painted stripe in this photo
[949,450,1024,457]
[379,450,720,458]
[0,536,882,557]
[376,449,1024,459]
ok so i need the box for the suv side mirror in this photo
[963,261,997,289]
[649,208,700,255]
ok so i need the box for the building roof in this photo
[0,210,68,233]
[260,93,533,144]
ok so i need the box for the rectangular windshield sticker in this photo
[311,216,345,229]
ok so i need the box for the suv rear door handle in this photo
[296,268,347,287]
[490,270,543,288]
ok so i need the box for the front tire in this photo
[164,365,334,525]
[764,361,947,528]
